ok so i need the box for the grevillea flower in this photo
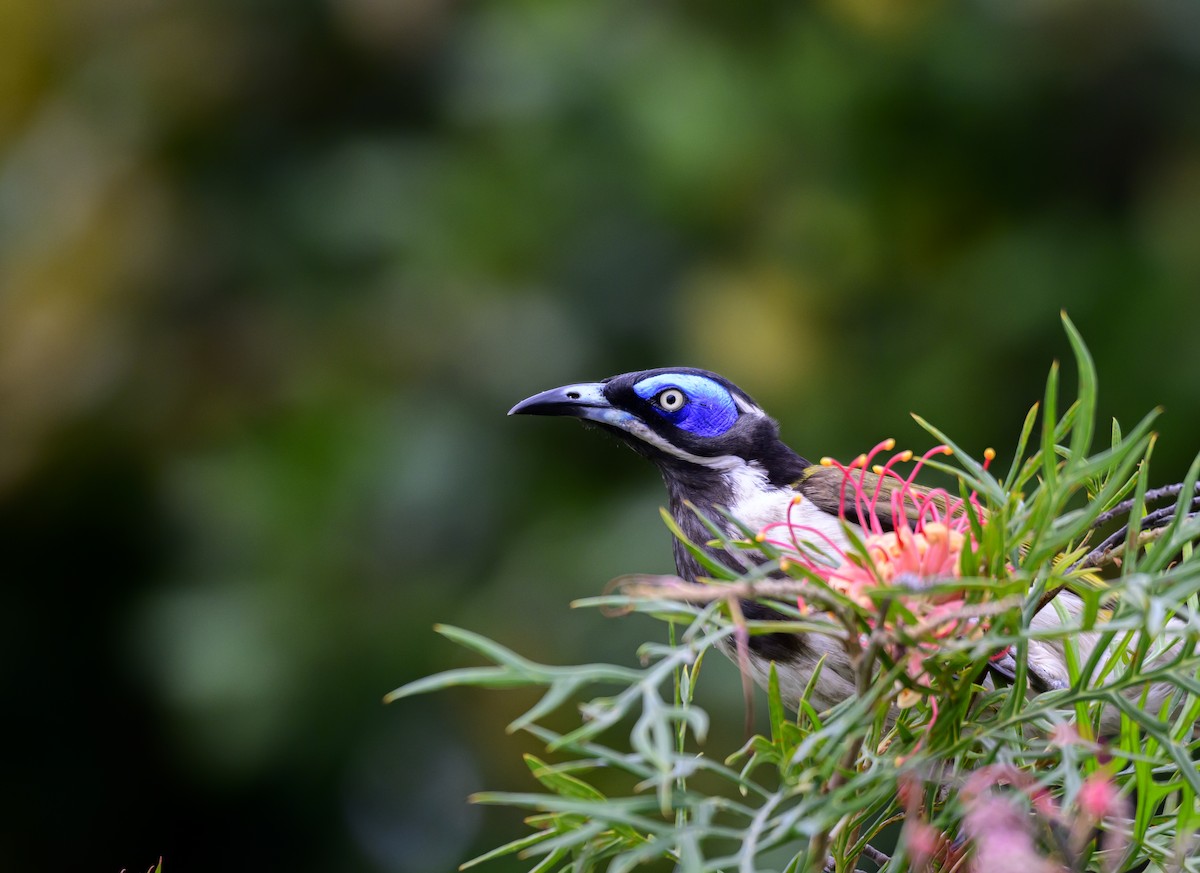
[1073,771,1130,866]
[757,439,995,707]
[1076,773,1121,819]
[958,764,1128,872]
[963,795,1063,873]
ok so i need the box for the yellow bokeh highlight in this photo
[677,264,824,402]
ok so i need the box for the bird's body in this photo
[510,367,1180,728]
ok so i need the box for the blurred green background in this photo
[3,0,1200,870]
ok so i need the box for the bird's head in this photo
[509,368,809,488]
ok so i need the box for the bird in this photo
[508,367,1184,728]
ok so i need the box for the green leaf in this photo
[525,754,608,801]
[767,662,786,744]
[459,829,557,869]
[383,666,539,702]
[659,506,739,579]
[1003,402,1041,492]
[1040,359,1060,496]
[1062,311,1097,465]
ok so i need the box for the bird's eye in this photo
[657,389,686,411]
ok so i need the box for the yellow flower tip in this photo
[779,558,792,572]
[853,454,868,467]
[755,533,766,543]
[940,446,953,456]
[882,438,896,450]
[820,457,833,466]
[984,447,996,461]
[898,450,913,462]
[872,465,884,475]
[791,495,804,505]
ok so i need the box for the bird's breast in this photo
[723,470,853,558]
[665,459,858,576]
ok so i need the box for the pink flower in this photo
[1076,773,1121,819]
[759,440,996,706]
[902,819,946,870]
[1072,772,1130,867]
[964,795,1065,873]
[1047,724,1082,748]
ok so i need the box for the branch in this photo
[1075,525,1177,572]
[613,574,826,604]
[1088,481,1200,530]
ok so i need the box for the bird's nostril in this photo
[566,391,581,399]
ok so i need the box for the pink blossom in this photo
[1077,773,1121,819]
[902,819,946,870]
[759,440,996,705]
[964,796,1065,873]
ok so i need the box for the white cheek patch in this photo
[620,419,745,471]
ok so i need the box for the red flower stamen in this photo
[765,442,998,708]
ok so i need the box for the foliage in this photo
[391,319,1200,872]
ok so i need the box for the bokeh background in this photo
[4,0,1200,870]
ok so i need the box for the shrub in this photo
[391,317,1200,872]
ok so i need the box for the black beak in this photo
[508,381,612,418]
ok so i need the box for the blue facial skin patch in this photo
[633,373,739,437]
